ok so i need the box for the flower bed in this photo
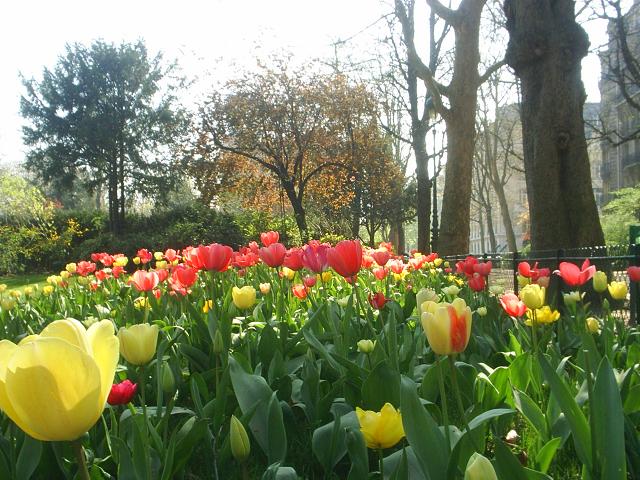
[0,232,639,479]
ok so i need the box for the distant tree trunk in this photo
[485,202,497,252]
[505,0,604,251]
[108,157,120,234]
[412,98,432,253]
[282,180,308,242]
[495,186,517,251]
[478,210,486,253]
[351,178,362,240]
[431,175,439,251]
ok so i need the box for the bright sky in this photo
[0,0,609,167]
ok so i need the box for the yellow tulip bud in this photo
[203,300,213,313]
[357,339,375,353]
[230,415,251,463]
[434,258,443,267]
[519,284,545,310]
[23,287,34,297]
[114,257,129,267]
[9,290,21,299]
[421,298,472,355]
[65,262,77,273]
[563,291,584,306]
[337,296,351,307]
[586,317,600,334]
[232,286,257,310]
[356,403,405,449]
[259,283,271,294]
[154,252,164,261]
[592,271,608,293]
[608,281,628,300]
[133,257,141,265]
[155,260,167,270]
[76,276,89,286]
[0,319,119,441]
[1,298,16,311]
[525,306,560,326]
[42,286,54,296]
[417,288,439,316]
[60,271,71,280]
[464,452,497,480]
[0,284,7,293]
[118,323,159,366]
[477,306,488,317]
[320,271,332,283]
[281,267,295,280]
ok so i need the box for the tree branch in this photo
[477,59,507,86]
[425,0,459,24]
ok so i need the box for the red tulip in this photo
[292,284,308,299]
[388,259,405,275]
[107,380,138,405]
[76,261,97,277]
[372,249,391,267]
[154,268,169,283]
[284,248,305,271]
[137,249,153,264]
[379,241,394,252]
[554,259,596,287]
[173,264,198,287]
[248,241,260,254]
[303,275,317,288]
[473,261,492,277]
[164,248,179,262]
[95,269,110,282]
[368,291,388,310]
[456,256,478,277]
[518,261,551,282]
[260,243,287,268]
[468,273,486,292]
[327,240,363,278]
[499,293,527,317]
[112,266,125,278]
[302,241,329,273]
[373,267,388,280]
[232,251,259,268]
[260,231,280,247]
[629,266,640,282]
[183,247,203,270]
[197,243,233,272]
[361,254,374,269]
[130,270,159,292]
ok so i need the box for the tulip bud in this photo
[213,329,225,355]
[118,323,159,366]
[0,284,6,293]
[60,270,72,280]
[592,271,608,293]
[464,453,497,480]
[434,258,443,267]
[519,284,545,310]
[133,257,141,265]
[65,262,77,273]
[1,298,16,311]
[357,339,375,353]
[230,415,250,463]
[232,286,257,310]
[259,282,271,294]
[161,363,176,394]
[281,267,295,280]
[416,288,438,314]
[586,317,600,334]
[489,284,504,296]
[23,287,34,297]
[608,281,628,300]
[320,271,332,283]
[563,291,583,306]
[442,285,460,297]
[42,285,54,296]
[517,274,530,288]
[154,251,164,261]
[477,306,488,317]
[155,260,167,270]
[337,296,351,307]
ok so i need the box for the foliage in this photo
[21,39,188,233]
[600,185,640,244]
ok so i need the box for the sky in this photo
[0,0,610,167]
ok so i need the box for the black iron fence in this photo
[443,243,640,324]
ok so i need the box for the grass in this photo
[0,273,49,291]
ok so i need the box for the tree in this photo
[504,0,605,251]
[396,0,503,255]
[600,185,640,244]
[21,40,186,233]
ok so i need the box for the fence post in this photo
[513,249,519,295]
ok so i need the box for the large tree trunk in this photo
[436,2,484,256]
[505,0,604,251]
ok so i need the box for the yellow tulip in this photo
[134,297,150,310]
[434,258,443,267]
[65,262,77,273]
[203,299,213,313]
[586,317,600,334]
[320,271,332,283]
[525,306,560,326]
[1,298,16,311]
[477,306,488,317]
[519,284,545,310]
[563,291,584,306]
[442,285,460,297]
[154,251,164,261]
[416,288,439,316]
[42,285,54,296]
[133,257,141,265]
[464,452,497,480]
[118,323,159,366]
[0,319,118,441]
[0,284,6,293]
[608,281,628,300]
[421,298,472,355]
[259,283,271,294]
[357,339,375,353]
[155,260,167,270]
[592,271,608,293]
[232,286,257,310]
[114,257,129,267]
[281,267,295,280]
[60,271,72,280]
[356,403,405,449]
[230,415,251,463]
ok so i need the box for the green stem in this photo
[139,366,152,480]
[531,311,538,354]
[437,356,451,454]
[143,291,150,324]
[378,448,385,479]
[584,352,599,479]
[242,463,250,480]
[72,439,90,480]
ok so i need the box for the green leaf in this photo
[266,393,287,464]
[172,417,209,475]
[494,440,527,480]
[16,435,42,480]
[467,408,515,431]
[538,353,592,472]
[535,437,561,474]
[362,361,401,410]
[312,411,359,473]
[592,357,627,479]
[512,389,548,441]
[400,376,448,480]
[345,428,370,480]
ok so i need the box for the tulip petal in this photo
[87,320,120,407]
[40,318,91,354]
[0,340,32,437]
[6,337,102,441]
[378,403,405,449]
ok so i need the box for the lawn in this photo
[0,273,48,291]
